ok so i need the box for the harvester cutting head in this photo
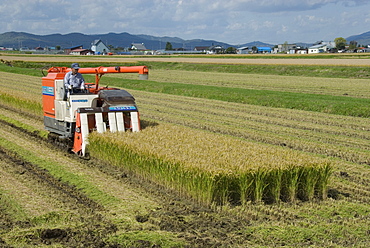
[42,65,148,156]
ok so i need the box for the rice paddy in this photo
[0,56,369,247]
[88,123,332,205]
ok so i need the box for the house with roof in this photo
[308,44,328,54]
[308,41,335,54]
[207,45,224,54]
[64,45,93,55]
[194,46,209,53]
[91,39,110,55]
[277,43,297,53]
[236,46,250,54]
[130,43,147,51]
[69,48,94,55]
[64,45,82,54]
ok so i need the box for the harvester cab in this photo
[42,65,148,156]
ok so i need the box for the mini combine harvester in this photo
[42,65,148,156]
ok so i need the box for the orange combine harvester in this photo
[42,65,148,156]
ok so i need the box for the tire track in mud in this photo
[0,114,120,247]
[0,145,103,211]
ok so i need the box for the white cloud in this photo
[225,0,368,12]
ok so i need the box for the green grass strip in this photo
[141,61,370,79]
[0,113,48,138]
[104,77,370,117]
[108,230,185,248]
[0,138,119,207]
[0,188,29,222]
[0,93,43,116]
[2,60,370,79]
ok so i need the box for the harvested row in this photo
[0,72,41,102]
[109,69,370,98]
[132,90,370,164]
[89,123,333,205]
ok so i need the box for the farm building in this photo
[236,46,250,54]
[194,46,209,52]
[277,43,297,53]
[308,41,335,54]
[308,44,328,54]
[64,45,82,54]
[91,39,110,55]
[257,47,272,53]
[69,48,94,55]
[207,45,224,54]
[64,45,93,55]
[131,43,147,51]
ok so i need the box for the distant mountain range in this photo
[346,31,370,46]
[0,31,278,50]
[0,31,369,50]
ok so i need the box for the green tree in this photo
[349,40,357,50]
[252,46,258,53]
[165,42,173,51]
[225,47,236,54]
[334,37,347,50]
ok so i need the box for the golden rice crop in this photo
[89,122,333,206]
[131,90,370,164]
[0,72,41,103]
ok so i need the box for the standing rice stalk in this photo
[251,169,269,203]
[264,168,283,204]
[88,122,333,206]
[297,166,320,201]
[280,166,300,202]
[315,162,333,200]
[238,172,254,205]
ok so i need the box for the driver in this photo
[64,63,85,94]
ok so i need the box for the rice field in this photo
[0,57,369,247]
[106,69,370,98]
[2,66,364,205]
[89,123,332,205]
[0,68,336,205]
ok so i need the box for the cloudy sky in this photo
[0,0,369,45]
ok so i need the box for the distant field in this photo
[1,53,370,66]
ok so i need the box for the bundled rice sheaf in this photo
[89,122,333,206]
